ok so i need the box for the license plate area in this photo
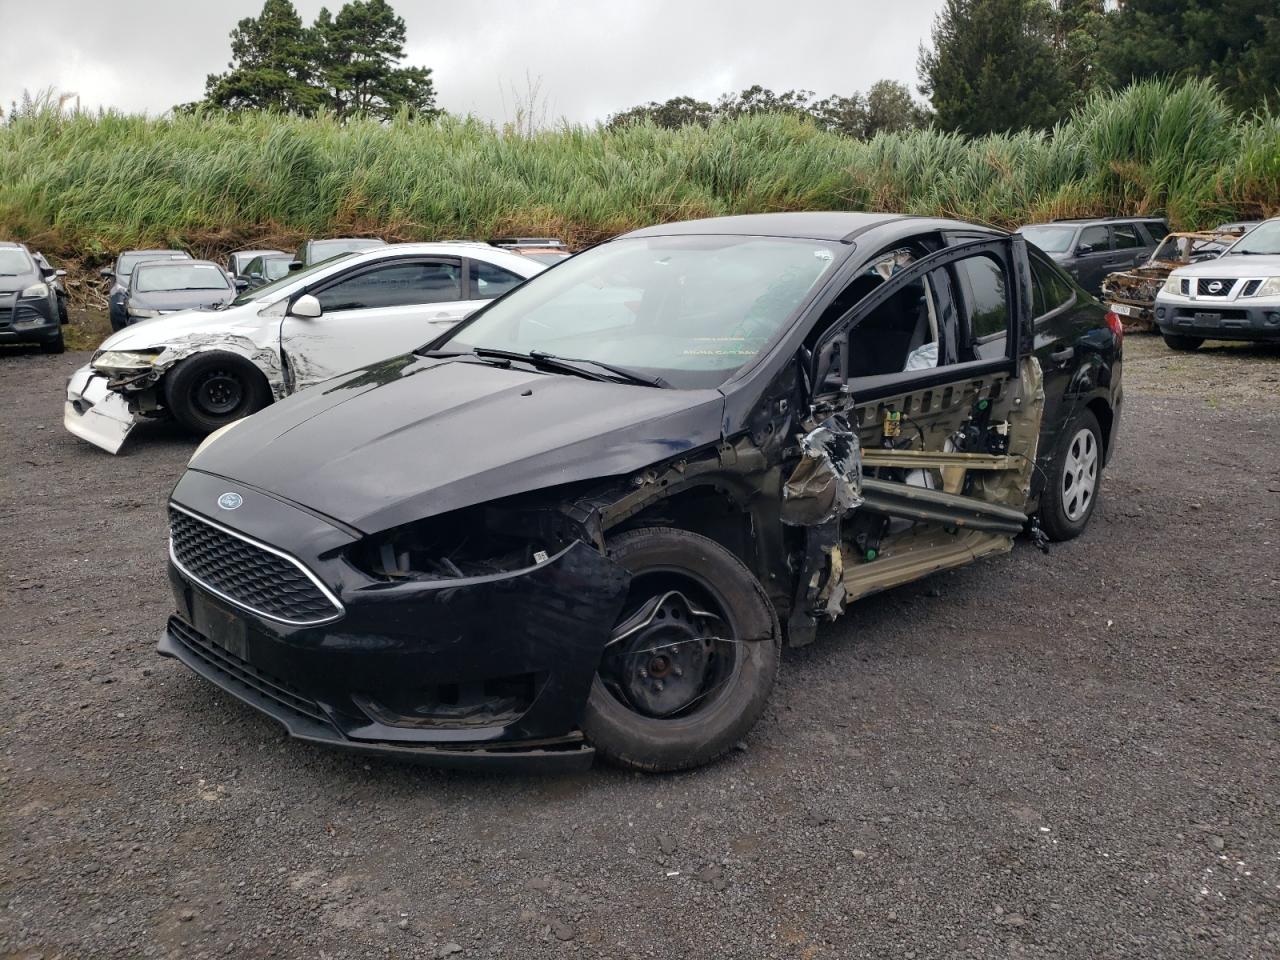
[1194,311,1222,321]
[191,597,249,663]
[1110,303,1134,316]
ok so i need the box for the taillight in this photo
[1105,310,1124,344]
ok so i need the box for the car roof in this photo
[134,258,221,270]
[121,248,187,255]
[1041,216,1167,225]
[621,212,924,242]
[0,240,28,249]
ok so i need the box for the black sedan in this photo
[0,241,68,353]
[159,212,1123,772]
[122,260,237,325]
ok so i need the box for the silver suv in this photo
[1153,217,1280,350]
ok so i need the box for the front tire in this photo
[40,330,65,354]
[1039,408,1103,541]
[163,351,271,436]
[582,527,781,772]
[1163,334,1203,351]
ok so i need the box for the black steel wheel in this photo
[164,351,271,436]
[582,527,780,772]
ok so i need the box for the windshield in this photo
[117,251,189,276]
[0,248,33,275]
[439,235,840,389]
[309,238,385,261]
[1224,220,1280,256]
[135,263,230,293]
[262,257,292,280]
[229,252,355,306]
[1018,225,1078,254]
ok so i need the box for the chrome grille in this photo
[168,506,342,625]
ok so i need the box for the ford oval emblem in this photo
[217,492,243,511]
[1207,280,1223,293]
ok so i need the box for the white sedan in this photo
[65,243,546,453]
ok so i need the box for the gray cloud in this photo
[2,0,943,123]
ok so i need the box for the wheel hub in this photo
[606,591,723,718]
[197,371,243,415]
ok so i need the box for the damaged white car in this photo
[65,243,546,453]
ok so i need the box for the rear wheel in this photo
[582,527,780,772]
[164,351,271,436]
[1038,408,1103,542]
[1163,334,1203,351]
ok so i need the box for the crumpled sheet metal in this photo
[781,415,863,526]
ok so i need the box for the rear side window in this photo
[954,256,1008,340]
[470,261,524,300]
[1030,256,1075,316]
[1079,226,1110,252]
[1113,224,1142,249]
[316,260,462,311]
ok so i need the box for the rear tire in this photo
[1038,408,1103,542]
[1163,334,1203,351]
[40,330,65,354]
[163,351,271,436]
[582,527,781,773]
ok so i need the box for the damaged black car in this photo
[160,213,1122,772]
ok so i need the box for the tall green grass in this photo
[1,78,1275,262]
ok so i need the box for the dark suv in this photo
[1018,217,1169,295]
[0,241,68,353]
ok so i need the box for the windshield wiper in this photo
[529,351,668,388]
[467,347,666,388]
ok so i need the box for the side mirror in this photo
[249,272,263,281]
[54,269,67,278]
[288,260,304,272]
[233,278,249,290]
[1075,243,1095,256]
[290,293,322,319]
[99,267,113,278]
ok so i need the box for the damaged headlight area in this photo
[347,495,593,582]
[92,349,165,373]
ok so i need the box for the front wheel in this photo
[163,351,271,436]
[39,330,65,354]
[1038,408,1104,541]
[582,527,781,772]
[1163,334,1203,351]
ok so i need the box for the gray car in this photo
[122,260,236,325]
[1018,217,1169,295]
[0,241,68,353]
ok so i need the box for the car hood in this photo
[187,354,725,534]
[1170,254,1280,278]
[97,300,270,351]
[0,272,40,294]
[128,288,235,313]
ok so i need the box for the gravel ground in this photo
[2,336,1277,959]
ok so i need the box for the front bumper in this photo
[158,469,631,769]
[64,365,140,454]
[1154,298,1280,341]
[0,292,59,344]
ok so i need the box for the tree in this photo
[203,0,323,114]
[313,0,438,120]
[1052,0,1107,96]
[1097,0,1280,113]
[918,0,1076,136]
[864,80,931,136]
[715,85,815,120]
[607,96,715,130]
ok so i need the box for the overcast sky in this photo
[1,0,945,124]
